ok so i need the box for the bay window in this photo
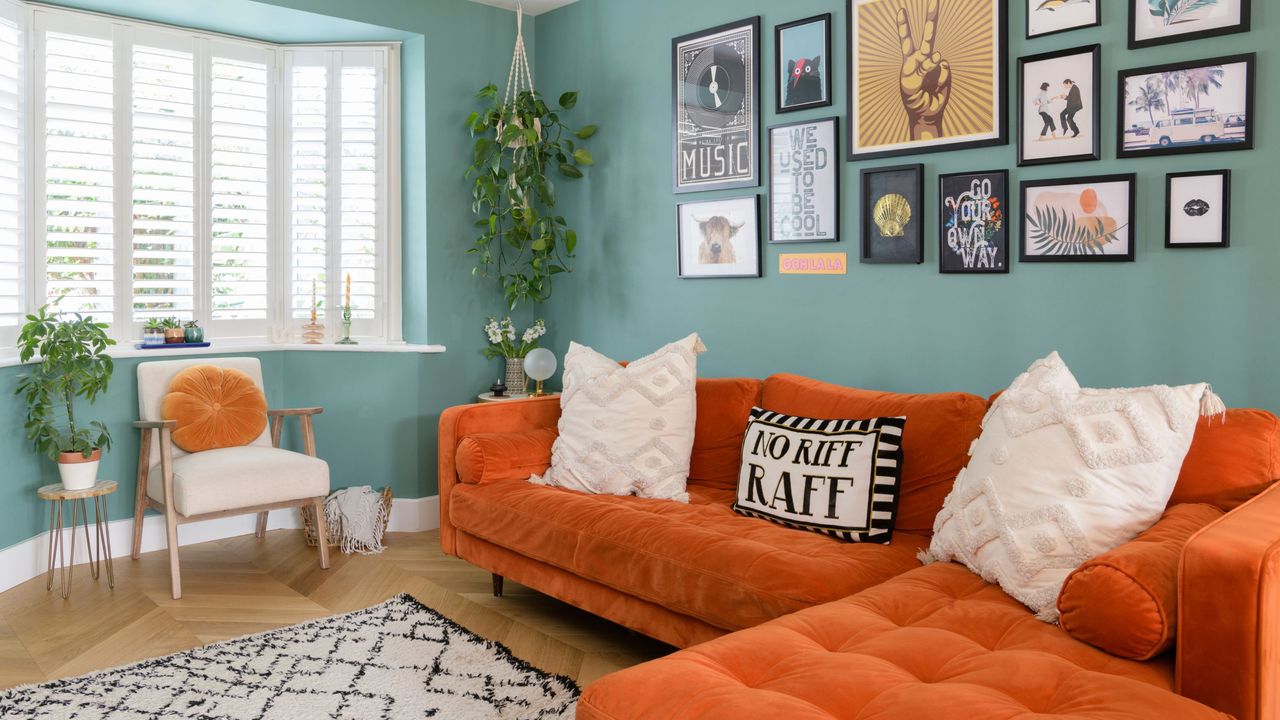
[0,1,401,347]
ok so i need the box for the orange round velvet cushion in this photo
[161,365,268,453]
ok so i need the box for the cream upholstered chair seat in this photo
[146,446,329,517]
[132,357,331,600]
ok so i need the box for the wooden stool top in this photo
[38,480,118,500]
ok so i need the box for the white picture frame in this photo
[676,196,762,278]
[769,117,839,244]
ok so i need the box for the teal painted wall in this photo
[534,1,1278,414]
[0,0,526,550]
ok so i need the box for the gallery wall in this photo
[535,1,1278,412]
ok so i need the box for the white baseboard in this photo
[0,495,440,595]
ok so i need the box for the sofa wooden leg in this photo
[492,573,504,598]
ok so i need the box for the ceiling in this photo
[467,0,580,16]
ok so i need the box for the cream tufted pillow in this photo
[924,351,1224,622]
[530,333,705,502]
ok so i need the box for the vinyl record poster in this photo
[673,18,760,193]
[770,117,839,243]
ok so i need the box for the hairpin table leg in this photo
[45,500,61,592]
[81,498,99,581]
[62,499,79,599]
[96,495,114,588]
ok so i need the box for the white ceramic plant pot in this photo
[57,449,101,491]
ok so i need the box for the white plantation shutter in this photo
[41,24,114,318]
[0,2,22,339]
[131,40,194,322]
[210,50,270,323]
[288,57,326,320]
[340,61,380,322]
[285,48,389,337]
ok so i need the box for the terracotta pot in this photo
[164,328,186,343]
[57,448,102,491]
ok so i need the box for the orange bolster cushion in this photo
[456,428,557,485]
[1057,502,1224,660]
[160,365,268,453]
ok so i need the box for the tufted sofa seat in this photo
[577,561,1228,720]
[450,481,929,634]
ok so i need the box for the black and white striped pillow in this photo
[732,407,906,543]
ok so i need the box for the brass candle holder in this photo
[302,322,325,344]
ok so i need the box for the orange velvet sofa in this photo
[437,374,1280,720]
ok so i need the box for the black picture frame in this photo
[1116,53,1255,160]
[769,117,840,244]
[1129,0,1251,49]
[672,17,762,194]
[676,195,763,278]
[1165,169,1231,249]
[1019,173,1137,263]
[860,163,924,265]
[1026,0,1101,39]
[939,169,1009,274]
[845,0,1008,162]
[775,14,833,114]
[1017,44,1101,167]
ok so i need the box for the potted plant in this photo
[483,317,546,395]
[466,86,596,309]
[183,319,204,343]
[160,317,184,343]
[142,318,164,346]
[16,301,115,490]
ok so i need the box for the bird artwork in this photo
[1036,0,1091,11]
[786,56,824,107]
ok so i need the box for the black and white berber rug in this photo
[0,594,579,719]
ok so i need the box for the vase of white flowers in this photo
[483,317,546,396]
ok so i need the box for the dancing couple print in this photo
[1033,78,1083,140]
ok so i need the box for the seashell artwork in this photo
[873,193,912,238]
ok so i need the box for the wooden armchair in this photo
[131,357,331,599]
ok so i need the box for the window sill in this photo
[0,341,446,369]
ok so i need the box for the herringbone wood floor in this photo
[0,529,673,692]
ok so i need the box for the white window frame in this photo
[15,2,401,345]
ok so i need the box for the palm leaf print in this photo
[1026,206,1127,256]
[1150,0,1222,25]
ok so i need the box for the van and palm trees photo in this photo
[1120,55,1253,157]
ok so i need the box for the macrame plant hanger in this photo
[504,0,535,106]
[498,0,540,153]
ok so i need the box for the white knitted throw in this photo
[324,486,389,555]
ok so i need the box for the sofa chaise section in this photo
[577,562,1230,720]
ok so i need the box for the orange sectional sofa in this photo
[437,374,1280,720]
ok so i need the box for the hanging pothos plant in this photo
[465,84,596,309]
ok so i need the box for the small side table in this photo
[477,392,560,403]
[38,480,117,599]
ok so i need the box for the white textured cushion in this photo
[925,351,1219,622]
[531,333,705,502]
[148,446,329,517]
